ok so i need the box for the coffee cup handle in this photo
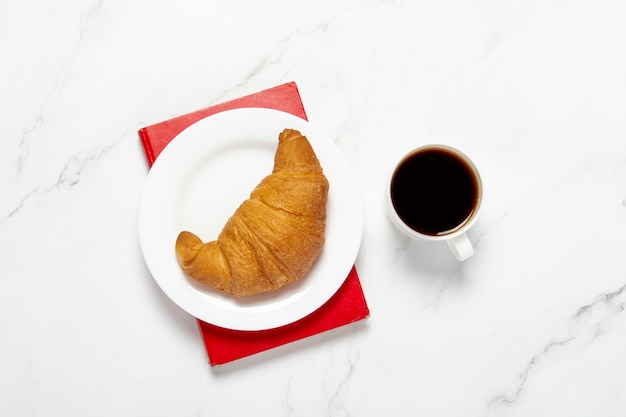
[446,233,474,261]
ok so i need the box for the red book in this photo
[138,82,369,365]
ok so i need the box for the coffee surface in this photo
[391,148,478,236]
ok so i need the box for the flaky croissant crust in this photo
[175,128,329,297]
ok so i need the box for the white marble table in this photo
[2,0,626,415]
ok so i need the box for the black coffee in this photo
[390,148,479,236]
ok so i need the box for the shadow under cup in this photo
[386,145,482,259]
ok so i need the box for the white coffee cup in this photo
[385,145,483,261]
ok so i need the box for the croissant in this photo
[175,128,329,297]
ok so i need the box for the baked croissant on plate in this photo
[175,128,329,297]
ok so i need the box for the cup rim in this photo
[386,144,483,241]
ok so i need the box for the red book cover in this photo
[138,82,369,365]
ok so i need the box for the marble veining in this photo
[486,281,626,415]
[2,0,626,416]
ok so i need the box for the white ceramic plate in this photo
[138,108,363,331]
